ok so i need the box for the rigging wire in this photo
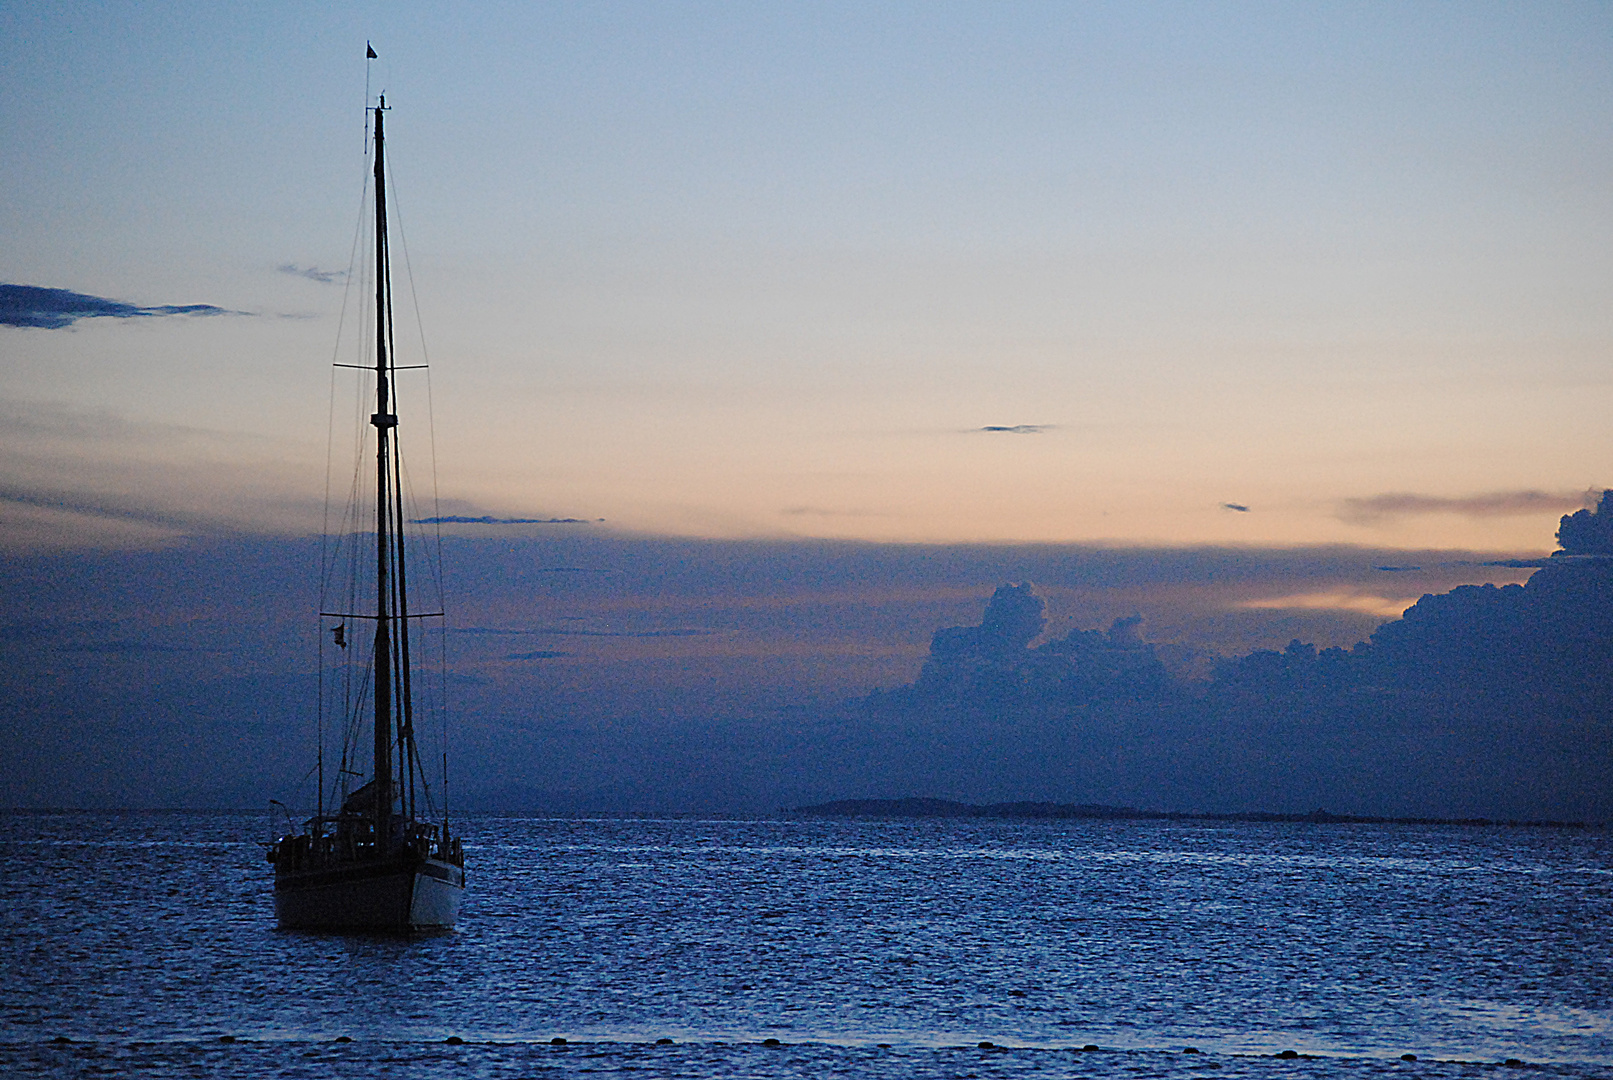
[395,442,444,817]
[316,95,380,829]
[323,109,381,818]
[340,159,379,814]
[387,150,453,819]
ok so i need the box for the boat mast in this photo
[371,97,396,846]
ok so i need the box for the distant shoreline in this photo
[791,797,1593,829]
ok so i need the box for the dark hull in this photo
[275,851,464,932]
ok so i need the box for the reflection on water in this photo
[1,812,1608,1077]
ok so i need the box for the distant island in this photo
[794,797,1589,829]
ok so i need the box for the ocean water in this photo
[2,812,1609,1079]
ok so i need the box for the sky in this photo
[3,0,1610,552]
[2,2,1612,815]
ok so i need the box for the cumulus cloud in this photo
[859,570,1613,818]
[1556,490,1613,556]
[927,583,1047,662]
[0,284,246,329]
[1338,490,1588,524]
[277,264,346,284]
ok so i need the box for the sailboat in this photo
[269,97,466,931]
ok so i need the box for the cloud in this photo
[0,486,203,532]
[0,617,205,655]
[858,571,1613,819]
[1556,490,1613,556]
[277,264,346,284]
[1222,503,1251,513]
[927,583,1046,662]
[1338,490,1589,524]
[977,425,1048,434]
[0,532,1575,815]
[454,626,716,638]
[0,284,246,329]
[0,402,328,550]
[1235,591,1415,618]
[506,650,569,660]
[411,515,599,525]
[1383,558,1585,571]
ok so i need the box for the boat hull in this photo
[275,853,464,932]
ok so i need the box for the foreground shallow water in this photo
[2,812,1609,1077]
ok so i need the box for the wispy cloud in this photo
[1222,502,1251,513]
[1338,490,1588,524]
[1382,557,1562,571]
[506,650,569,660]
[0,485,209,532]
[411,515,600,525]
[977,424,1049,434]
[0,284,247,329]
[0,617,202,653]
[455,627,717,638]
[277,264,346,284]
[1237,591,1416,618]
[0,402,326,551]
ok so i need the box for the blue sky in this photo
[3,1,1610,552]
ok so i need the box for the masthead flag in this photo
[366,43,377,59]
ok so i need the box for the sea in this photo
[2,812,1609,1079]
